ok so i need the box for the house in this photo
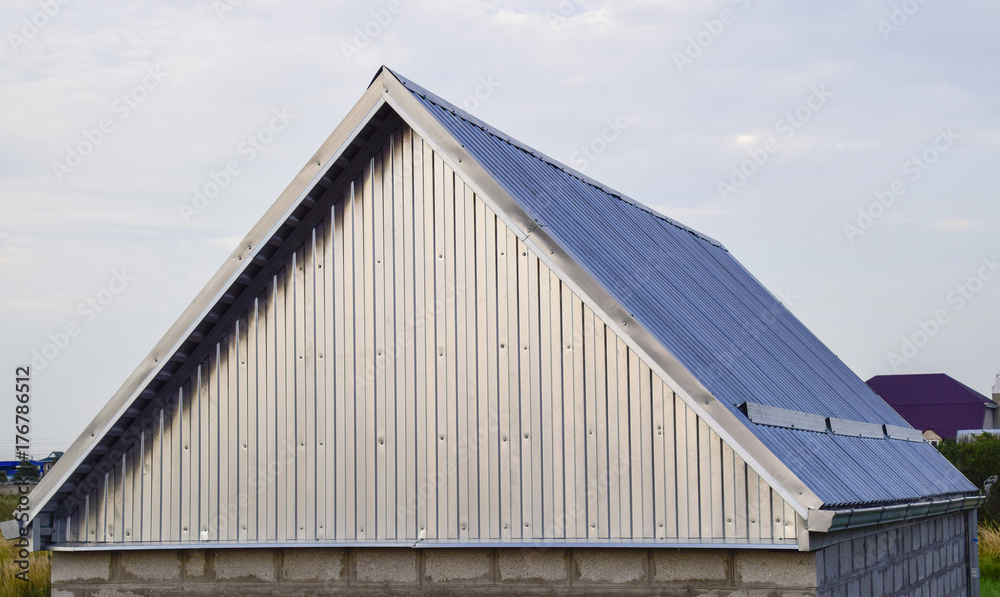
[37,451,64,475]
[867,373,1000,439]
[922,429,943,446]
[957,429,1000,444]
[28,68,981,596]
[0,454,60,481]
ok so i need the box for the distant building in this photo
[37,451,63,475]
[957,429,1000,444]
[866,373,999,439]
[922,429,943,446]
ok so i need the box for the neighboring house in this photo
[867,373,1000,439]
[957,429,1000,443]
[29,68,982,597]
[922,429,943,446]
[37,451,63,475]
[0,458,53,481]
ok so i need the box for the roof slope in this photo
[868,373,996,438]
[390,70,975,508]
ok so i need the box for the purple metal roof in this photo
[866,374,996,439]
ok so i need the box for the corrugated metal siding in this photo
[402,81,977,507]
[61,124,799,546]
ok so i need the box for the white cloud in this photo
[929,218,986,231]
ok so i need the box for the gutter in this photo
[806,495,983,533]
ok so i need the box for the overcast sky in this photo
[2,0,998,458]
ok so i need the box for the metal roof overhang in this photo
[805,495,984,536]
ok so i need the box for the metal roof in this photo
[867,373,997,439]
[389,69,976,508]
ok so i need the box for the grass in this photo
[982,520,1000,596]
[0,492,50,597]
[984,578,1000,597]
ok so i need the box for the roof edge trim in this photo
[806,495,983,533]
[42,538,799,552]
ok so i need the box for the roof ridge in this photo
[383,68,726,250]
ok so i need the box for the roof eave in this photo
[805,494,982,534]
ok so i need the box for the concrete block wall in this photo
[815,512,970,597]
[52,546,818,596]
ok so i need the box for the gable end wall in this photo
[59,123,799,547]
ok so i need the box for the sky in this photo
[1,0,998,459]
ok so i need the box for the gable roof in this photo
[29,68,977,542]
[867,373,997,439]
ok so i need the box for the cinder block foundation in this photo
[52,546,813,596]
[49,513,974,597]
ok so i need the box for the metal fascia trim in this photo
[27,78,389,525]
[46,538,800,551]
[807,495,981,533]
[381,71,822,517]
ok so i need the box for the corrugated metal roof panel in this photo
[400,74,977,508]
